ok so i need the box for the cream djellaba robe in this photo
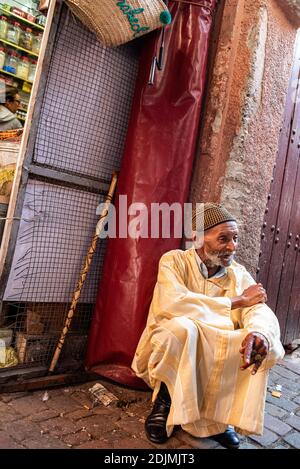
[132,248,285,437]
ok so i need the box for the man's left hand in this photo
[239,332,269,375]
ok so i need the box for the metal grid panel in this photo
[34,6,139,180]
[4,179,106,303]
[0,5,140,369]
[2,178,107,368]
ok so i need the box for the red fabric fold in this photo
[85,0,217,387]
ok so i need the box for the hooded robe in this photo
[132,248,285,437]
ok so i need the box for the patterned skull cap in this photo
[192,203,237,232]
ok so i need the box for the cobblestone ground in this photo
[0,355,300,450]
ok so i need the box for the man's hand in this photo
[239,332,269,375]
[231,283,267,309]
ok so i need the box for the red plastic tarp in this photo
[85,0,217,387]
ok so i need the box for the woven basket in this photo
[66,0,172,47]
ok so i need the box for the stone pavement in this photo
[0,355,300,450]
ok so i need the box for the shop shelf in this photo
[0,67,33,84]
[0,7,45,31]
[0,38,39,58]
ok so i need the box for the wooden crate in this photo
[16,332,57,364]
[15,331,88,365]
[25,303,92,334]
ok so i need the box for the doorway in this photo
[258,31,300,345]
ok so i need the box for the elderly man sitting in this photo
[132,203,284,449]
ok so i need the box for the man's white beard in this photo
[204,250,224,267]
[204,247,234,267]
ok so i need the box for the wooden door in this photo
[258,33,300,344]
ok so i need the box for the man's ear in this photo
[192,230,204,249]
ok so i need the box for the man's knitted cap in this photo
[192,203,237,232]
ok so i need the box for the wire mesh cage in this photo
[0,4,140,372]
[2,178,107,370]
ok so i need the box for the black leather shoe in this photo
[211,427,240,449]
[145,383,171,444]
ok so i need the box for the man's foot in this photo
[145,383,171,444]
[211,427,240,449]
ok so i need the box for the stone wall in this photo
[190,0,298,275]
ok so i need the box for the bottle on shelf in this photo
[16,108,26,121]
[0,15,8,40]
[20,27,33,51]
[3,49,18,74]
[17,55,30,80]
[0,45,6,69]
[26,12,36,24]
[1,76,13,87]
[10,7,27,19]
[6,21,21,45]
[36,14,46,27]
[28,58,37,82]
[0,5,11,13]
[26,0,37,22]
[22,80,32,93]
[32,32,42,54]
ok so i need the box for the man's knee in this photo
[156,316,199,344]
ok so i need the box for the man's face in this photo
[6,94,21,114]
[198,221,239,268]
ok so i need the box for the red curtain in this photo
[85,0,217,387]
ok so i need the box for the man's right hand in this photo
[231,283,267,309]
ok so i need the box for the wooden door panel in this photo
[258,39,300,285]
[285,248,300,343]
[275,180,300,337]
[258,32,300,343]
[266,72,300,312]
[282,161,300,342]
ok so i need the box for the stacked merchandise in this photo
[0,135,20,244]
[0,0,45,125]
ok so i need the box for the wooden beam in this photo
[0,371,99,393]
[0,366,47,384]
[28,164,110,194]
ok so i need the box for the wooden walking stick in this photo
[49,171,118,373]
